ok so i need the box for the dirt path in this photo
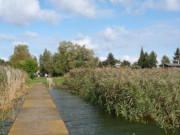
[8,83,69,135]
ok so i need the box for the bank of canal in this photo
[49,88,179,135]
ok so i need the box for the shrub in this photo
[62,68,180,131]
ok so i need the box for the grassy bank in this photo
[26,77,64,87]
[0,66,29,121]
[61,68,180,132]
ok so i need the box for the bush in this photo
[14,58,38,79]
[62,68,180,131]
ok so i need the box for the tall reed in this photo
[0,66,28,121]
[62,68,180,131]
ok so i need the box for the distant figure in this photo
[45,73,48,77]
[38,73,40,78]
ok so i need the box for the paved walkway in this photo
[8,83,69,135]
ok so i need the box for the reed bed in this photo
[62,68,180,131]
[0,66,28,121]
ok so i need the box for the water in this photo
[0,98,25,135]
[49,88,178,135]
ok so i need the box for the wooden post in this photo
[47,78,53,87]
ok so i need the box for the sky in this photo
[0,0,180,64]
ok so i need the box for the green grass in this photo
[26,77,64,87]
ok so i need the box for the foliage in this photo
[122,60,131,67]
[9,44,38,78]
[138,48,158,68]
[51,41,98,76]
[9,44,31,66]
[149,51,158,67]
[0,59,9,66]
[62,68,180,132]
[99,53,120,67]
[173,48,180,64]
[15,58,39,79]
[0,66,28,121]
[107,53,117,66]
[39,49,54,76]
[161,55,170,64]
[138,48,145,68]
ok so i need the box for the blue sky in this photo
[0,0,180,64]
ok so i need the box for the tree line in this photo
[0,41,179,78]
[99,47,180,68]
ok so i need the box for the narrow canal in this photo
[49,88,177,135]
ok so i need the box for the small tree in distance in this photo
[173,48,180,64]
[138,48,158,68]
[161,55,170,64]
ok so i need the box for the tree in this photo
[149,51,158,68]
[161,55,170,64]
[138,47,145,68]
[173,48,180,64]
[0,58,9,66]
[16,58,38,79]
[54,41,72,75]
[39,49,53,76]
[122,60,131,67]
[144,52,150,68]
[51,41,98,76]
[9,44,38,78]
[10,44,31,66]
[107,53,116,66]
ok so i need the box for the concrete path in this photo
[8,83,69,135]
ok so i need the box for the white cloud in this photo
[72,33,98,50]
[24,31,38,37]
[99,27,117,41]
[0,34,16,41]
[12,41,29,47]
[0,0,60,26]
[98,25,180,49]
[50,0,96,18]
[110,0,180,14]
[122,55,138,64]
[99,56,107,61]
[0,57,8,61]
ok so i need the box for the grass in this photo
[26,77,64,87]
[0,66,28,121]
[61,68,180,133]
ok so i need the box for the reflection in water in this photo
[49,88,171,135]
[0,122,13,135]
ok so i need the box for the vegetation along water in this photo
[61,68,180,133]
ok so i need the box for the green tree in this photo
[102,60,108,67]
[39,49,53,76]
[0,58,9,66]
[138,47,145,68]
[161,55,170,64]
[107,53,116,66]
[144,52,150,68]
[173,48,180,64]
[16,58,38,78]
[149,51,158,68]
[122,60,131,67]
[52,41,98,76]
[9,44,38,78]
[10,44,31,66]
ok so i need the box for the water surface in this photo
[49,88,176,135]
